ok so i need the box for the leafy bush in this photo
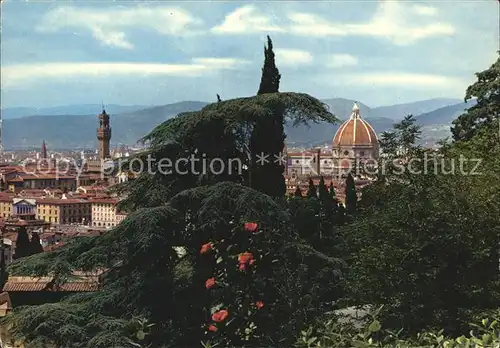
[296,307,500,348]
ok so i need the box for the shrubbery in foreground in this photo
[294,308,500,348]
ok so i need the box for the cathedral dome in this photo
[333,103,378,147]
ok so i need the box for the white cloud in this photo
[1,58,248,87]
[412,5,438,16]
[340,72,464,87]
[325,54,358,68]
[287,0,454,45]
[211,5,284,34]
[191,57,250,66]
[274,49,313,67]
[36,6,203,49]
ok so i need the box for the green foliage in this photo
[294,186,302,197]
[307,178,317,199]
[317,177,329,203]
[452,52,500,141]
[30,232,44,255]
[328,183,336,199]
[378,131,398,156]
[393,114,421,157]
[296,309,500,348]
[14,227,31,260]
[4,183,343,347]
[257,35,281,95]
[251,35,286,197]
[344,174,357,214]
[0,250,7,291]
[342,154,500,335]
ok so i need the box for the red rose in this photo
[200,242,213,254]
[238,252,253,264]
[244,222,258,232]
[256,301,264,309]
[212,309,229,322]
[207,324,217,332]
[205,277,216,289]
[238,252,254,271]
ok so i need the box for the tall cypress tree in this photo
[329,182,336,200]
[318,176,330,203]
[345,173,357,214]
[0,224,7,289]
[250,35,285,197]
[257,36,281,95]
[14,226,31,259]
[294,186,302,197]
[30,232,44,255]
[307,178,317,198]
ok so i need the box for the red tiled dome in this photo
[333,103,378,147]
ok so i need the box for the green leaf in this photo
[352,340,370,348]
[210,304,222,314]
[307,337,317,344]
[368,320,381,333]
[136,330,146,341]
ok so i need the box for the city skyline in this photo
[1,0,498,108]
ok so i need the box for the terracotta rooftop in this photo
[4,233,17,242]
[3,281,98,292]
[7,177,24,183]
[3,272,103,292]
[90,198,119,204]
[333,118,378,147]
[43,243,65,252]
[37,198,90,205]
[0,195,14,203]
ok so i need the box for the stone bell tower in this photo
[96,107,111,160]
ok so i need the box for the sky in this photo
[1,0,499,108]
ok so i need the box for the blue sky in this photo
[1,0,498,108]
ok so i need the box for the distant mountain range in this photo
[1,104,152,120]
[1,98,475,150]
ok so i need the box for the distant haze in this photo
[1,98,475,150]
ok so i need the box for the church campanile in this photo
[97,108,111,160]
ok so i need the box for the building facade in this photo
[285,103,379,178]
[36,198,92,225]
[91,198,120,228]
[0,194,13,218]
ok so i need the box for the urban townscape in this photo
[0,1,499,347]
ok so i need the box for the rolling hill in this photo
[1,104,152,120]
[415,99,477,126]
[369,98,461,120]
[2,98,470,150]
[3,101,207,149]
